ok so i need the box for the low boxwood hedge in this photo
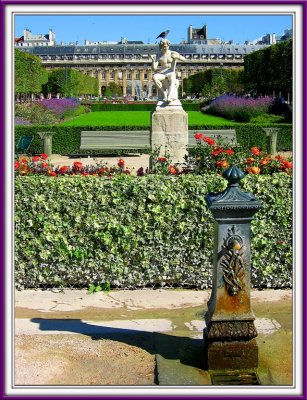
[90,103,200,112]
[15,173,292,290]
[15,123,292,156]
[91,103,155,112]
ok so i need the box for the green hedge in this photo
[91,103,155,112]
[90,103,200,112]
[15,173,292,290]
[188,124,293,152]
[181,103,200,111]
[15,123,292,155]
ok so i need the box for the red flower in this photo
[260,158,269,166]
[49,171,57,177]
[59,166,69,174]
[117,158,125,168]
[157,157,167,162]
[211,148,220,157]
[168,165,177,175]
[194,132,203,140]
[225,149,234,155]
[98,167,107,174]
[40,153,48,160]
[21,158,27,164]
[123,169,131,174]
[41,162,48,168]
[251,147,261,156]
[73,161,83,171]
[220,160,229,168]
[203,137,216,146]
[245,157,256,165]
[250,166,261,174]
[32,156,40,162]
[282,160,292,169]
[14,161,21,170]
[275,155,284,161]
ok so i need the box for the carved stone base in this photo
[204,335,258,370]
[155,99,183,111]
[150,108,188,164]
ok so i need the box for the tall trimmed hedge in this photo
[244,40,292,97]
[15,123,292,155]
[15,173,292,290]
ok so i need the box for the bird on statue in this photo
[156,30,170,40]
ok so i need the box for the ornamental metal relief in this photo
[219,226,246,296]
[207,320,257,341]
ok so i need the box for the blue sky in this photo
[14,14,292,45]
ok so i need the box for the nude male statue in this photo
[149,39,186,103]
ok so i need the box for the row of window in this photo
[47,66,195,80]
[40,53,244,61]
[85,71,149,80]
[16,42,52,47]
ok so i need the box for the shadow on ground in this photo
[31,318,204,370]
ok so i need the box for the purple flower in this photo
[207,95,274,122]
[41,98,80,118]
[15,117,31,125]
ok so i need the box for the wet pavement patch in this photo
[210,370,260,385]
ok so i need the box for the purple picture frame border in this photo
[0,0,306,399]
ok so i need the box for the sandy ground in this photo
[15,334,155,386]
[49,153,150,174]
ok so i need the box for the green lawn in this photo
[61,111,237,127]
[188,112,237,126]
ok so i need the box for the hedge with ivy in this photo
[15,123,292,155]
[15,173,292,290]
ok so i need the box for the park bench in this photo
[15,135,33,157]
[80,129,237,151]
[188,129,237,146]
[80,131,150,151]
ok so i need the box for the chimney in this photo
[188,25,193,43]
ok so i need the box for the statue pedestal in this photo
[150,101,188,164]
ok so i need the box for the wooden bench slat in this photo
[80,129,237,150]
[80,130,150,149]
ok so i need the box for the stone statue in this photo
[149,39,186,103]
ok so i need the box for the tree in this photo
[15,49,48,101]
[184,68,244,100]
[42,69,99,97]
[104,82,122,98]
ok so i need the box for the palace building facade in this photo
[15,25,290,98]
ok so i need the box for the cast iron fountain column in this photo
[205,165,262,371]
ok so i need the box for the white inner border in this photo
[5,3,303,397]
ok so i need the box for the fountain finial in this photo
[222,165,245,186]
